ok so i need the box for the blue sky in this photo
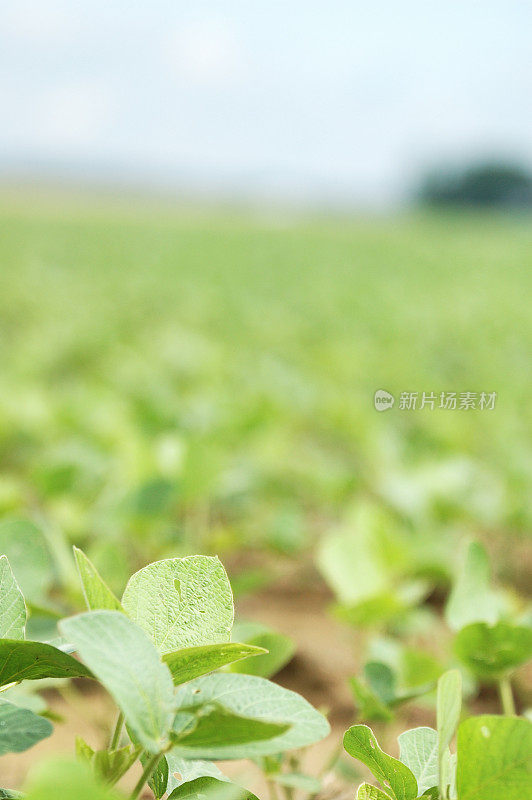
[2,1,531,205]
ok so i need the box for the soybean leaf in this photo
[0,556,26,639]
[365,662,396,705]
[168,777,259,800]
[343,725,418,800]
[436,670,461,797]
[170,673,330,759]
[73,547,123,612]
[445,541,500,631]
[356,785,393,800]
[398,727,438,796]
[60,611,175,754]
[173,706,289,751]
[228,622,295,678]
[457,715,532,800]
[454,621,532,679]
[0,790,23,798]
[165,754,227,795]
[150,759,170,799]
[24,758,120,800]
[122,556,233,653]
[0,640,93,687]
[0,699,52,755]
[164,642,266,686]
[0,520,54,604]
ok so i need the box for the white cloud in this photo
[163,18,245,88]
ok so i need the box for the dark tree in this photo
[418,161,532,208]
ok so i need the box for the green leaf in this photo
[173,706,289,751]
[436,670,461,797]
[343,725,418,800]
[356,785,393,800]
[168,777,259,800]
[316,503,404,606]
[0,556,26,639]
[163,642,266,685]
[457,715,532,799]
[0,698,52,755]
[454,621,532,679]
[165,754,227,795]
[0,520,54,604]
[60,611,176,753]
[0,640,93,687]
[24,758,120,800]
[228,622,295,678]
[170,673,330,759]
[398,727,438,796]
[149,755,170,799]
[73,547,123,612]
[445,541,500,631]
[122,556,234,654]
[0,790,23,798]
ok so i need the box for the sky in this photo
[1,1,531,206]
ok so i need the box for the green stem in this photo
[109,711,125,749]
[129,752,162,800]
[498,676,516,716]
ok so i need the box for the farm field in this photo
[0,194,531,798]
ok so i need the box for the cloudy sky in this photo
[1,1,531,205]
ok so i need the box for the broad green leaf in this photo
[168,777,259,800]
[170,673,330,759]
[164,642,266,685]
[173,706,289,750]
[445,541,500,631]
[0,790,22,798]
[398,727,438,796]
[0,556,26,639]
[73,547,123,612]
[356,785,393,800]
[0,520,54,604]
[343,725,418,800]
[228,622,295,678]
[60,611,176,753]
[457,715,532,799]
[165,754,227,795]
[436,670,461,797]
[122,556,233,653]
[454,621,532,679]
[0,640,93,687]
[0,699,52,755]
[24,758,120,800]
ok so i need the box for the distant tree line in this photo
[418,160,532,208]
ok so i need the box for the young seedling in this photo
[0,549,330,798]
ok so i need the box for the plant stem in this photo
[498,676,516,716]
[266,779,280,800]
[129,752,162,800]
[110,711,125,749]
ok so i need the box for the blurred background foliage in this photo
[0,199,531,604]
